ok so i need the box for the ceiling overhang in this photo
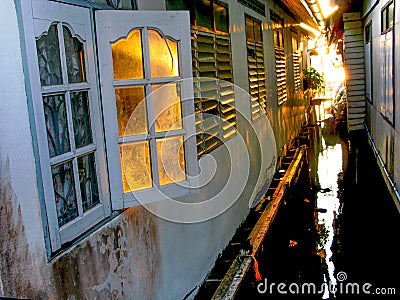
[278,0,324,32]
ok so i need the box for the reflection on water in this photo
[313,100,349,299]
[316,126,345,299]
[234,100,400,299]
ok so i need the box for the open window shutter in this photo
[96,11,197,209]
[293,51,301,92]
[192,31,236,156]
[275,46,287,105]
[30,0,112,251]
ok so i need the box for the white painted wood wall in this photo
[343,12,366,131]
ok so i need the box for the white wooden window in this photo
[29,0,111,251]
[96,11,198,209]
[25,0,196,251]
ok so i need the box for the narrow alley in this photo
[196,100,400,299]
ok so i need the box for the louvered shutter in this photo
[275,46,287,105]
[293,51,301,92]
[248,42,266,118]
[192,31,236,156]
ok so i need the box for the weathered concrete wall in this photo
[0,1,51,298]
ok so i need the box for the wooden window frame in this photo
[23,0,112,252]
[96,10,199,209]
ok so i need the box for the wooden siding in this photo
[343,12,366,132]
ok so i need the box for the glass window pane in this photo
[120,141,152,192]
[71,91,93,148]
[153,83,183,132]
[382,10,387,32]
[195,0,213,29]
[115,87,147,137]
[245,17,254,41]
[214,3,228,33]
[63,25,86,84]
[52,161,78,227]
[111,29,144,80]
[388,3,394,29]
[36,24,62,86]
[149,29,179,78]
[78,153,99,212]
[166,0,190,10]
[43,94,71,157]
[157,136,186,185]
[273,30,279,46]
[254,21,262,42]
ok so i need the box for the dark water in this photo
[234,117,400,299]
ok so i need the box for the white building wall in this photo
[363,0,400,203]
[0,0,307,299]
[0,0,51,297]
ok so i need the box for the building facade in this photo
[341,0,400,209]
[0,0,317,298]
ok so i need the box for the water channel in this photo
[233,101,400,299]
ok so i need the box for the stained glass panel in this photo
[152,83,183,132]
[149,30,179,78]
[111,29,144,80]
[63,25,86,84]
[78,154,99,212]
[120,141,152,192]
[157,136,186,185]
[52,161,78,227]
[43,94,71,157]
[36,24,62,86]
[71,91,93,148]
[115,87,147,137]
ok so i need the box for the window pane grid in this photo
[52,160,78,227]
[112,27,187,191]
[37,21,99,227]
